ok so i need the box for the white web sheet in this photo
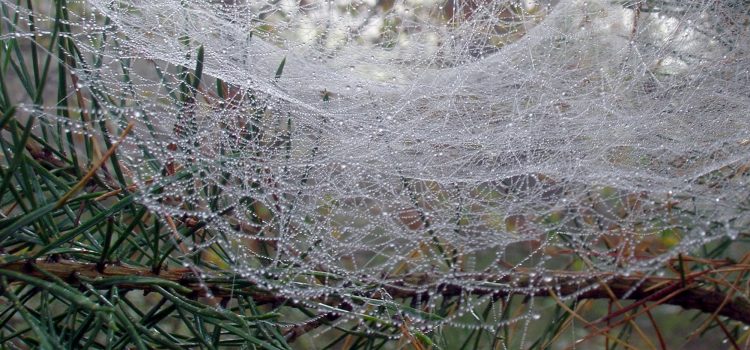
[11,0,750,330]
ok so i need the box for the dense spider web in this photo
[10,0,750,333]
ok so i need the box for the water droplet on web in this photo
[31,0,750,333]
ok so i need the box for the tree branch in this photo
[1,259,748,325]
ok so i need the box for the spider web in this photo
[10,0,750,334]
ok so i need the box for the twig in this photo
[55,122,135,209]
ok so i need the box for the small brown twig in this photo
[55,122,135,209]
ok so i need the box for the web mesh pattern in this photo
[8,0,750,332]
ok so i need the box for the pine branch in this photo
[2,259,748,325]
[0,259,282,304]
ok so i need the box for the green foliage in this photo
[0,1,291,348]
